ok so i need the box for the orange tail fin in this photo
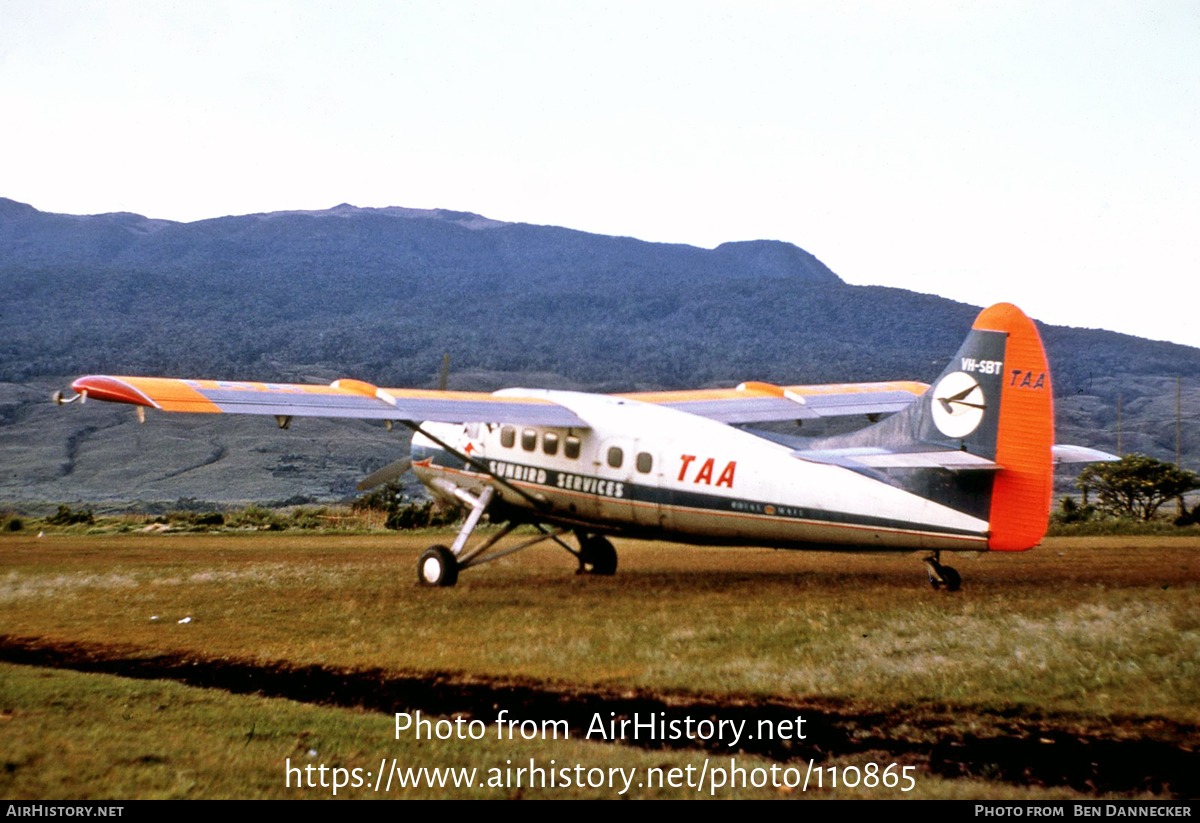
[973,303,1054,550]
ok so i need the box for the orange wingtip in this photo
[71,376,159,408]
[70,376,224,413]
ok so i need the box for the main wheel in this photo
[580,536,617,576]
[418,545,458,587]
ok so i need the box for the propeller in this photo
[357,457,412,491]
[356,353,448,491]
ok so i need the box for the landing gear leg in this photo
[923,553,961,592]
[576,533,618,576]
[417,484,495,587]
[417,482,598,586]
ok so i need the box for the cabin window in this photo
[564,435,581,459]
[522,428,537,451]
[500,426,515,448]
[636,452,653,473]
[543,432,559,455]
[607,446,623,468]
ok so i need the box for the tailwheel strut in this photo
[923,552,961,592]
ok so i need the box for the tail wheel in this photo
[418,545,458,587]
[925,560,961,592]
[580,536,617,576]
[940,565,962,592]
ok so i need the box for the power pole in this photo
[438,353,450,392]
[1178,376,1185,518]
[1117,394,1123,456]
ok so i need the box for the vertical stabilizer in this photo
[972,303,1054,550]
[913,302,1055,549]
[804,302,1055,551]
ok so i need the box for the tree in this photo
[351,480,459,530]
[1054,495,1096,523]
[1076,454,1199,522]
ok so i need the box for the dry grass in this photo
[3,531,1197,799]
[5,661,1123,800]
[2,532,1197,723]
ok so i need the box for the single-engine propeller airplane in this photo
[56,302,1113,590]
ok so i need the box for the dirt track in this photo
[2,633,1196,797]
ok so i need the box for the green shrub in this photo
[384,500,458,530]
[352,481,403,513]
[353,480,457,530]
[289,507,331,529]
[1053,496,1097,524]
[1174,503,1200,527]
[226,505,286,531]
[47,505,95,526]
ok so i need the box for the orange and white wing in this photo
[68,374,925,427]
[67,375,589,427]
[622,380,927,424]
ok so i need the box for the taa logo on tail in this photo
[930,372,986,438]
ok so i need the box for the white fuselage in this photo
[411,390,989,552]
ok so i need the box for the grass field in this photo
[2,531,1197,799]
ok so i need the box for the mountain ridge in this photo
[0,197,842,285]
[1,196,1196,503]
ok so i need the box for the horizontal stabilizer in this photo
[795,447,1001,472]
[1052,444,1120,464]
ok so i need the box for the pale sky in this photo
[3,1,1198,347]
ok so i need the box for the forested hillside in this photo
[2,197,1196,504]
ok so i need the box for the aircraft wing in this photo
[66,375,589,427]
[623,380,928,424]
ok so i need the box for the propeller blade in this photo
[357,458,412,491]
[438,352,450,391]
